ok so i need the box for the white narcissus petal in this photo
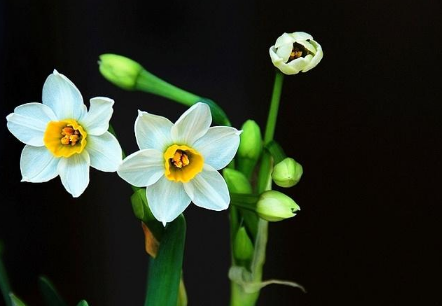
[291,32,313,41]
[184,164,230,211]
[87,132,122,172]
[303,41,323,72]
[117,149,164,187]
[42,70,86,120]
[275,33,295,48]
[172,103,211,145]
[296,40,316,54]
[57,151,90,198]
[276,43,293,63]
[81,97,114,136]
[6,103,57,146]
[135,111,173,151]
[193,126,241,170]
[147,176,191,226]
[20,145,59,182]
[269,47,284,64]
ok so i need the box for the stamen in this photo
[171,150,190,168]
[288,42,310,61]
[60,125,82,146]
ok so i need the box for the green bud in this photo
[237,120,262,178]
[223,168,252,194]
[256,190,300,222]
[233,227,254,261]
[99,54,144,90]
[272,157,303,188]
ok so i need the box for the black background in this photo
[1,0,441,305]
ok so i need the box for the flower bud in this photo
[223,168,253,194]
[256,190,300,222]
[269,32,323,75]
[233,227,254,261]
[99,54,144,90]
[237,120,262,178]
[272,157,303,188]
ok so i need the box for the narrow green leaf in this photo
[38,276,67,306]
[0,246,12,306]
[145,215,186,306]
[9,293,27,306]
[76,300,89,306]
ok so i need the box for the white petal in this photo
[57,151,90,197]
[276,43,293,63]
[275,33,295,48]
[42,70,86,120]
[146,176,191,226]
[290,32,313,41]
[302,41,323,72]
[269,47,284,64]
[81,97,114,136]
[171,102,211,145]
[87,132,122,172]
[135,111,173,151]
[117,149,164,187]
[193,126,241,170]
[20,145,59,182]
[184,164,230,211]
[6,103,56,146]
[296,40,316,54]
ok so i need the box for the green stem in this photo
[136,70,231,126]
[230,71,284,306]
[136,70,199,107]
[264,71,284,145]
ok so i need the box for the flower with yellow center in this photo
[269,32,323,75]
[117,103,241,226]
[6,70,122,197]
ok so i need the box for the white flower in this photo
[269,32,323,75]
[6,70,122,197]
[118,102,241,226]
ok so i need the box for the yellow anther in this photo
[181,154,190,167]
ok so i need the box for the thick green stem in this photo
[136,70,199,107]
[230,71,284,306]
[264,71,284,145]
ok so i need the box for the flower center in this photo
[289,42,310,61]
[43,119,88,158]
[164,144,204,183]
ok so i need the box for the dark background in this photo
[1,0,441,305]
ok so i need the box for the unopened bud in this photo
[99,54,144,90]
[256,190,300,222]
[272,157,303,188]
[233,227,254,261]
[238,120,262,178]
[223,168,252,194]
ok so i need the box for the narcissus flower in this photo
[118,103,241,226]
[6,70,122,197]
[269,32,323,75]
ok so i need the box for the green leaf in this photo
[145,215,186,306]
[76,300,89,306]
[0,248,12,306]
[38,276,67,306]
[9,293,27,306]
